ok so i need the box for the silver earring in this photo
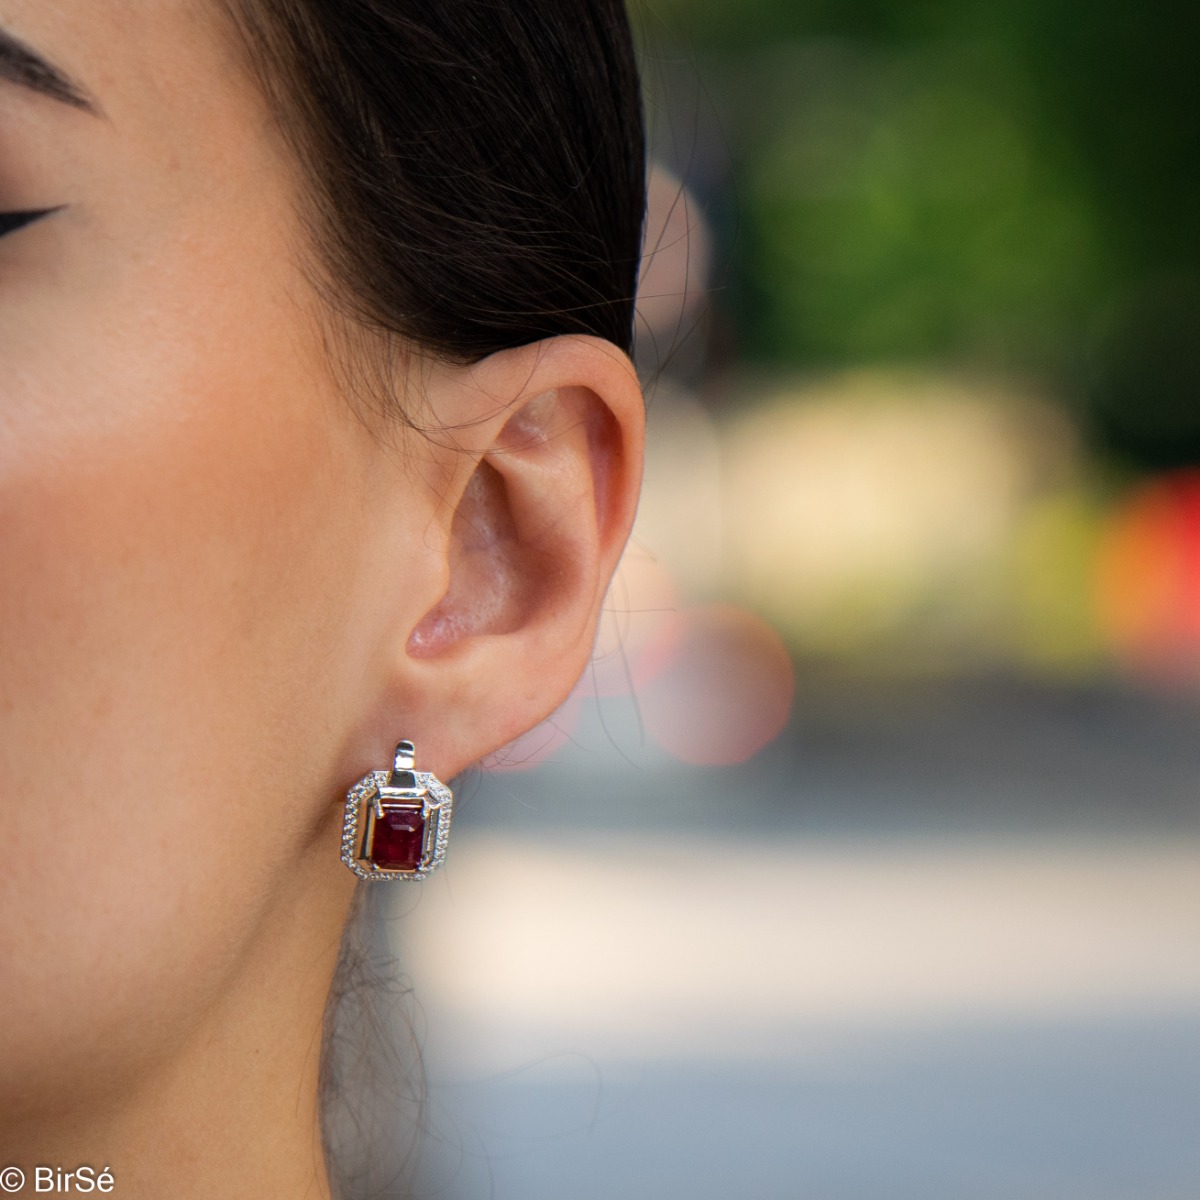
[341,740,453,881]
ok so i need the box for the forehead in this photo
[0,0,260,147]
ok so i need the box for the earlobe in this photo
[394,338,644,777]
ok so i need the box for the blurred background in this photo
[380,2,1200,1196]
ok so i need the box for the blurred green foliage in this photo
[637,0,1200,466]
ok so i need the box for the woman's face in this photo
[0,0,425,1126]
[0,1,646,1152]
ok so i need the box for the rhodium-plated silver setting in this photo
[340,740,453,882]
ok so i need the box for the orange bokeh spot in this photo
[1096,470,1200,678]
[631,604,795,765]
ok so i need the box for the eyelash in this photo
[0,209,58,238]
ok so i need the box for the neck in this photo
[4,865,356,1199]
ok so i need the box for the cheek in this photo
[0,253,371,1110]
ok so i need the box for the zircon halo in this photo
[340,742,453,881]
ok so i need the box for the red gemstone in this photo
[369,804,426,871]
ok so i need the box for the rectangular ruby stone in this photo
[369,804,426,871]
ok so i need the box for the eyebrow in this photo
[0,26,99,114]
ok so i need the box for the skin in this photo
[0,2,644,1195]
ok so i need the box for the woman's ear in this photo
[368,335,644,779]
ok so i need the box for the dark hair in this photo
[224,0,646,372]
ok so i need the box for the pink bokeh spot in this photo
[481,694,583,773]
[632,604,794,765]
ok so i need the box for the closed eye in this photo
[0,208,60,238]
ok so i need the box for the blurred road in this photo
[392,677,1200,1200]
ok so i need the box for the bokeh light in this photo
[630,603,794,765]
[1096,471,1200,681]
